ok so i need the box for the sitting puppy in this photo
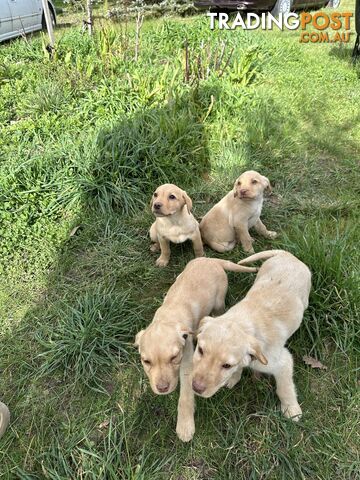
[149,184,203,267]
[134,257,257,442]
[0,401,10,439]
[192,250,311,421]
[200,170,277,254]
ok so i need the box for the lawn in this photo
[0,1,359,478]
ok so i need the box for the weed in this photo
[0,3,359,478]
[35,288,141,390]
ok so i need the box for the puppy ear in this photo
[262,176,272,193]
[149,195,154,209]
[249,343,268,365]
[134,330,145,348]
[178,327,194,345]
[233,180,239,198]
[182,191,193,214]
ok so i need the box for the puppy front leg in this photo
[156,236,171,267]
[273,348,302,421]
[254,219,277,240]
[176,338,195,442]
[235,225,254,253]
[149,222,160,252]
[191,229,204,258]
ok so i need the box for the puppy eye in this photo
[143,359,151,365]
[249,354,256,361]
[169,194,176,200]
[198,346,204,356]
[153,192,158,198]
[251,180,258,184]
[237,181,241,186]
[170,354,178,362]
[222,363,232,369]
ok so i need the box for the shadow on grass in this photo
[1,68,359,478]
[0,85,217,477]
[328,44,356,62]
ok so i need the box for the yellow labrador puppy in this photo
[192,250,311,421]
[134,257,257,442]
[0,401,10,439]
[200,170,277,254]
[149,184,204,267]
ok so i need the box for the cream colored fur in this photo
[0,401,10,439]
[149,184,203,267]
[192,250,311,422]
[134,257,257,441]
[200,171,277,254]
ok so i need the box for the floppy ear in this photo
[262,176,272,193]
[249,343,268,365]
[134,330,145,348]
[178,326,194,345]
[182,191,193,214]
[233,180,239,198]
[149,194,154,209]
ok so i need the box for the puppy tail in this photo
[213,259,258,273]
[238,250,289,265]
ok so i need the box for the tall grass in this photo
[35,288,141,390]
[16,416,173,480]
[0,5,359,478]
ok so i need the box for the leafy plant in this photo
[35,289,141,390]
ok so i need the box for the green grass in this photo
[0,1,359,478]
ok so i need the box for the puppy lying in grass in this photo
[0,401,10,439]
[192,250,311,421]
[149,183,203,267]
[200,170,277,254]
[134,257,257,442]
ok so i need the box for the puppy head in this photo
[134,323,191,395]
[150,184,192,217]
[233,171,272,200]
[192,316,267,398]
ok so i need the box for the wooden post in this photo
[87,0,93,35]
[135,12,144,62]
[184,39,190,83]
[353,0,360,60]
[41,0,55,48]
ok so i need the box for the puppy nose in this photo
[192,380,206,394]
[240,189,248,195]
[153,202,162,210]
[156,382,170,393]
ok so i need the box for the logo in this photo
[207,12,353,44]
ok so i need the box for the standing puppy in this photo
[200,170,277,254]
[149,184,203,267]
[134,257,257,442]
[192,250,311,421]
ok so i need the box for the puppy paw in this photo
[226,371,242,388]
[156,257,169,267]
[194,250,204,258]
[266,231,278,239]
[244,246,255,254]
[282,403,302,421]
[150,243,160,253]
[176,419,195,442]
[226,378,240,389]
